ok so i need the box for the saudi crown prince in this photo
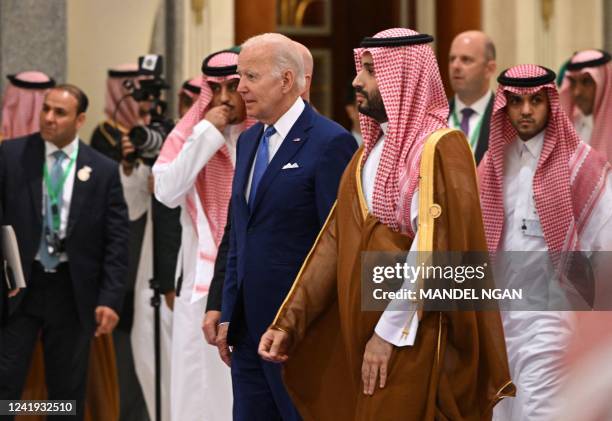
[259,28,513,421]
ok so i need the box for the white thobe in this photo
[354,123,421,347]
[493,133,612,421]
[153,120,241,421]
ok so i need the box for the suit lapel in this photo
[234,124,263,220]
[25,134,45,224]
[249,104,313,214]
[450,94,493,165]
[475,94,494,164]
[66,141,92,238]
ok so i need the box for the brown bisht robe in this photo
[271,128,514,420]
[20,336,120,421]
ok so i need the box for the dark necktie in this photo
[460,107,475,136]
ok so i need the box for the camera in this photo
[127,122,171,165]
[120,55,174,166]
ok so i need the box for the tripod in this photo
[148,194,182,421]
[149,275,162,421]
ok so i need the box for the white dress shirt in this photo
[574,113,593,145]
[245,97,305,202]
[43,136,79,240]
[359,123,421,347]
[448,91,493,150]
[36,136,79,263]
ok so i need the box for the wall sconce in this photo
[541,0,554,30]
[191,0,205,25]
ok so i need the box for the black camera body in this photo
[122,55,174,165]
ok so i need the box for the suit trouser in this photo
[0,262,91,420]
[230,319,301,421]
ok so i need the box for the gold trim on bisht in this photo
[418,128,458,252]
[354,148,368,220]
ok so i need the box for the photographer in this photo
[91,61,178,421]
[90,64,148,161]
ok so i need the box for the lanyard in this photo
[451,106,484,151]
[43,149,78,231]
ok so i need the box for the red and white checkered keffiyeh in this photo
[157,51,253,250]
[1,71,54,139]
[560,50,612,162]
[180,76,202,100]
[354,28,448,236]
[104,64,145,130]
[479,64,610,253]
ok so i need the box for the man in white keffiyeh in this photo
[559,49,612,162]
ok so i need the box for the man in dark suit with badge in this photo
[448,30,497,164]
[0,84,129,420]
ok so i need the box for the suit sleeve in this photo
[98,166,130,313]
[314,132,357,225]
[271,204,339,346]
[220,132,244,324]
[206,205,231,312]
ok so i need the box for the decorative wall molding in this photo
[0,0,66,120]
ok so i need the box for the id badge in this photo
[522,218,544,237]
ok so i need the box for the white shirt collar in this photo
[45,135,80,158]
[454,91,493,116]
[265,97,305,140]
[515,130,545,160]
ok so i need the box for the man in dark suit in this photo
[0,84,129,420]
[448,30,497,164]
[216,33,356,420]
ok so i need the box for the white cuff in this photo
[375,311,418,347]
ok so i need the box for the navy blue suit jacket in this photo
[221,102,356,343]
[0,133,129,332]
